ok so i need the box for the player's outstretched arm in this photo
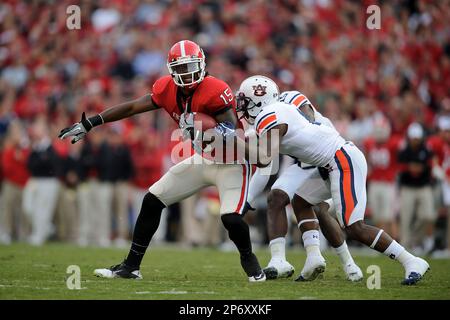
[100,93,157,123]
[59,94,157,144]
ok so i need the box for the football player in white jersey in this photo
[235,75,430,285]
[244,90,363,282]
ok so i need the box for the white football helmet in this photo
[236,75,280,124]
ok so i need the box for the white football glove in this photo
[58,112,92,144]
[179,112,195,140]
[179,112,203,153]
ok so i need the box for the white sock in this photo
[423,236,434,252]
[302,230,321,256]
[269,237,286,261]
[384,240,415,266]
[334,241,354,266]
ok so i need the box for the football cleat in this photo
[94,261,142,280]
[295,253,326,281]
[248,271,266,282]
[343,262,363,282]
[241,253,266,282]
[263,259,295,280]
[401,257,430,285]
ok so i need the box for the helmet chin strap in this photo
[175,72,202,88]
[179,83,199,94]
[186,82,199,90]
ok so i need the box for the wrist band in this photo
[88,114,104,128]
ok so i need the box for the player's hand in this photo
[179,112,195,141]
[214,121,236,140]
[179,112,204,153]
[58,112,93,144]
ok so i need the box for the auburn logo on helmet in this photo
[253,85,267,96]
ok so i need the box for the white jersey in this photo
[254,101,345,168]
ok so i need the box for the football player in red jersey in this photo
[59,40,266,282]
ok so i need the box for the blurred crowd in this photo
[0,0,449,254]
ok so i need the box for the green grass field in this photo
[0,243,449,300]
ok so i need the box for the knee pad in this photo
[142,192,166,213]
[221,213,247,231]
[221,213,251,256]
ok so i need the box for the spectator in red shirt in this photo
[364,115,401,238]
[0,120,30,244]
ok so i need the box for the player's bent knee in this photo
[268,189,290,210]
[142,192,166,214]
[292,194,313,212]
[345,220,365,240]
[221,213,246,229]
[312,202,329,218]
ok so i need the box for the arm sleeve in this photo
[247,167,270,208]
[247,161,278,208]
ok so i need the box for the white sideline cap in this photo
[438,116,450,131]
[407,122,424,139]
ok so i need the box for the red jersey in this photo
[445,145,450,181]
[151,75,238,125]
[427,134,447,166]
[364,135,402,183]
[151,75,241,162]
[427,134,450,180]
[2,146,30,187]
